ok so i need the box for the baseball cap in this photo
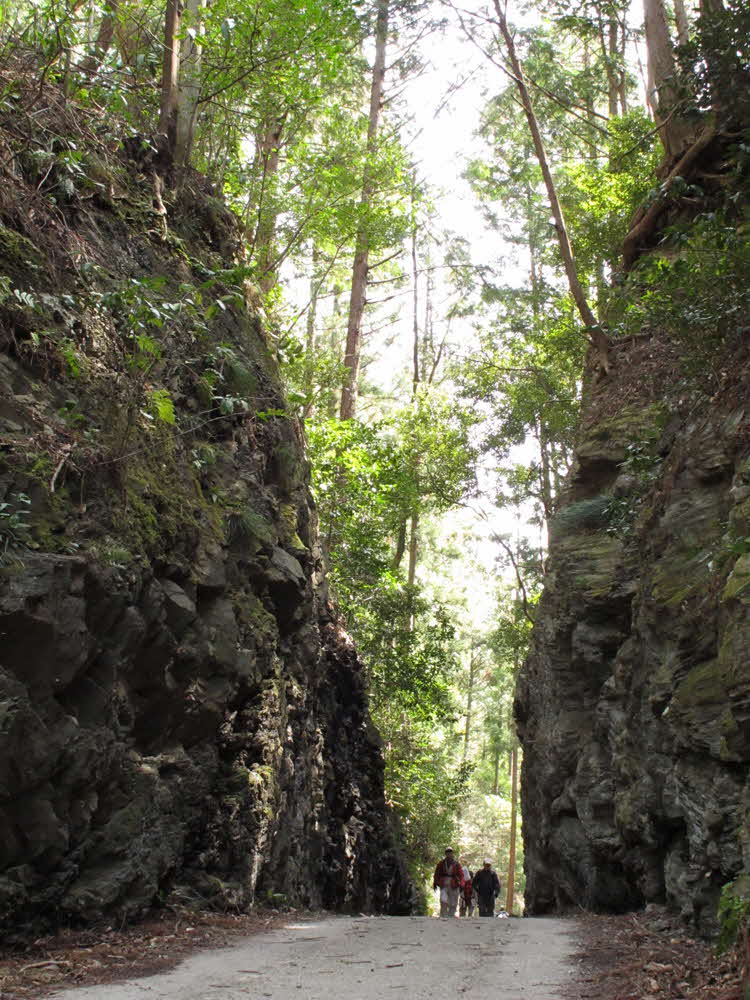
[483,857,492,865]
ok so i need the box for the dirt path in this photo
[49,915,577,999]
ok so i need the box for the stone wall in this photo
[517,333,750,933]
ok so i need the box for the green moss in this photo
[279,503,306,552]
[272,442,300,492]
[106,424,222,561]
[673,659,729,708]
[225,507,275,550]
[722,553,750,602]
[0,224,43,277]
[651,549,712,606]
[232,590,277,648]
[730,498,750,540]
[558,531,623,599]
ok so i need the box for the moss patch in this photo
[0,224,44,283]
[722,553,750,602]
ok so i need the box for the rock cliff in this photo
[517,313,750,932]
[0,84,412,935]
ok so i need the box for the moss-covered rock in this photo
[0,91,412,936]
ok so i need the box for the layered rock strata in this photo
[517,333,750,933]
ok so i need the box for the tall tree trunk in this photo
[493,1,598,333]
[463,649,476,762]
[328,284,343,418]
[596,12,619,119]
[159,0,182,158]
[492,748,500,795]
[340,0,389,420]
[505,743,519,914]
[673,0,690,46]
[410,199,420,397]
[79,0,118,76]
[174,0,204,168]
[407,512,419,587]
[536,419,554,526]
[250,119,285,293]
[607,19,620,118]
[618,21,629,114]
[392,520,407,570]
[643,0,692,157]
[302,245,320,420]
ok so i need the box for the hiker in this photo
[472,858,501,917]
[433,848,464,917]
[459,865,474,917]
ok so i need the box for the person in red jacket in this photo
[433,847,464,917]
[459,866,474,917]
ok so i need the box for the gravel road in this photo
[51,914,578,999]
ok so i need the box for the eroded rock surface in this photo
[518,333,750,933]
[0,92,411,934]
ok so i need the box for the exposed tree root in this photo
[622,127,719,271]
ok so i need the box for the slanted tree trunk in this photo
[340,0,389,420]
[492,1,598,336]
[159,0,182,157]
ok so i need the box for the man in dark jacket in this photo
[472,858,501,917]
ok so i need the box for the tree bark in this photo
[79,0,119,77]
[505,743,519,913]
[250,118,285,293]
[302,245,320,420]
[340,0,389,420]
[411,199,420,397]
[492,748,500,795]
[392,519,407,570]
[407,511,419,587]
[673,0,690,46]
[159,0,182,158]
[643,0,692,157]
[463,648,476,762]
[174,0,204,168]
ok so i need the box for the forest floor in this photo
[0,906,743,999]
[566,906,744,1000]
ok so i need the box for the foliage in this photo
[675,0,750,127]
[612,207,750,378]
[562,109,662,285]
[0,492,31,562]
[717,877,750,965]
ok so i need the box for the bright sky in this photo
[396,5,541,622]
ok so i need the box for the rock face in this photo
[0,93,412,934]
[517,333,750,934]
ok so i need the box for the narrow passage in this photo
[51,915,577,1000]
